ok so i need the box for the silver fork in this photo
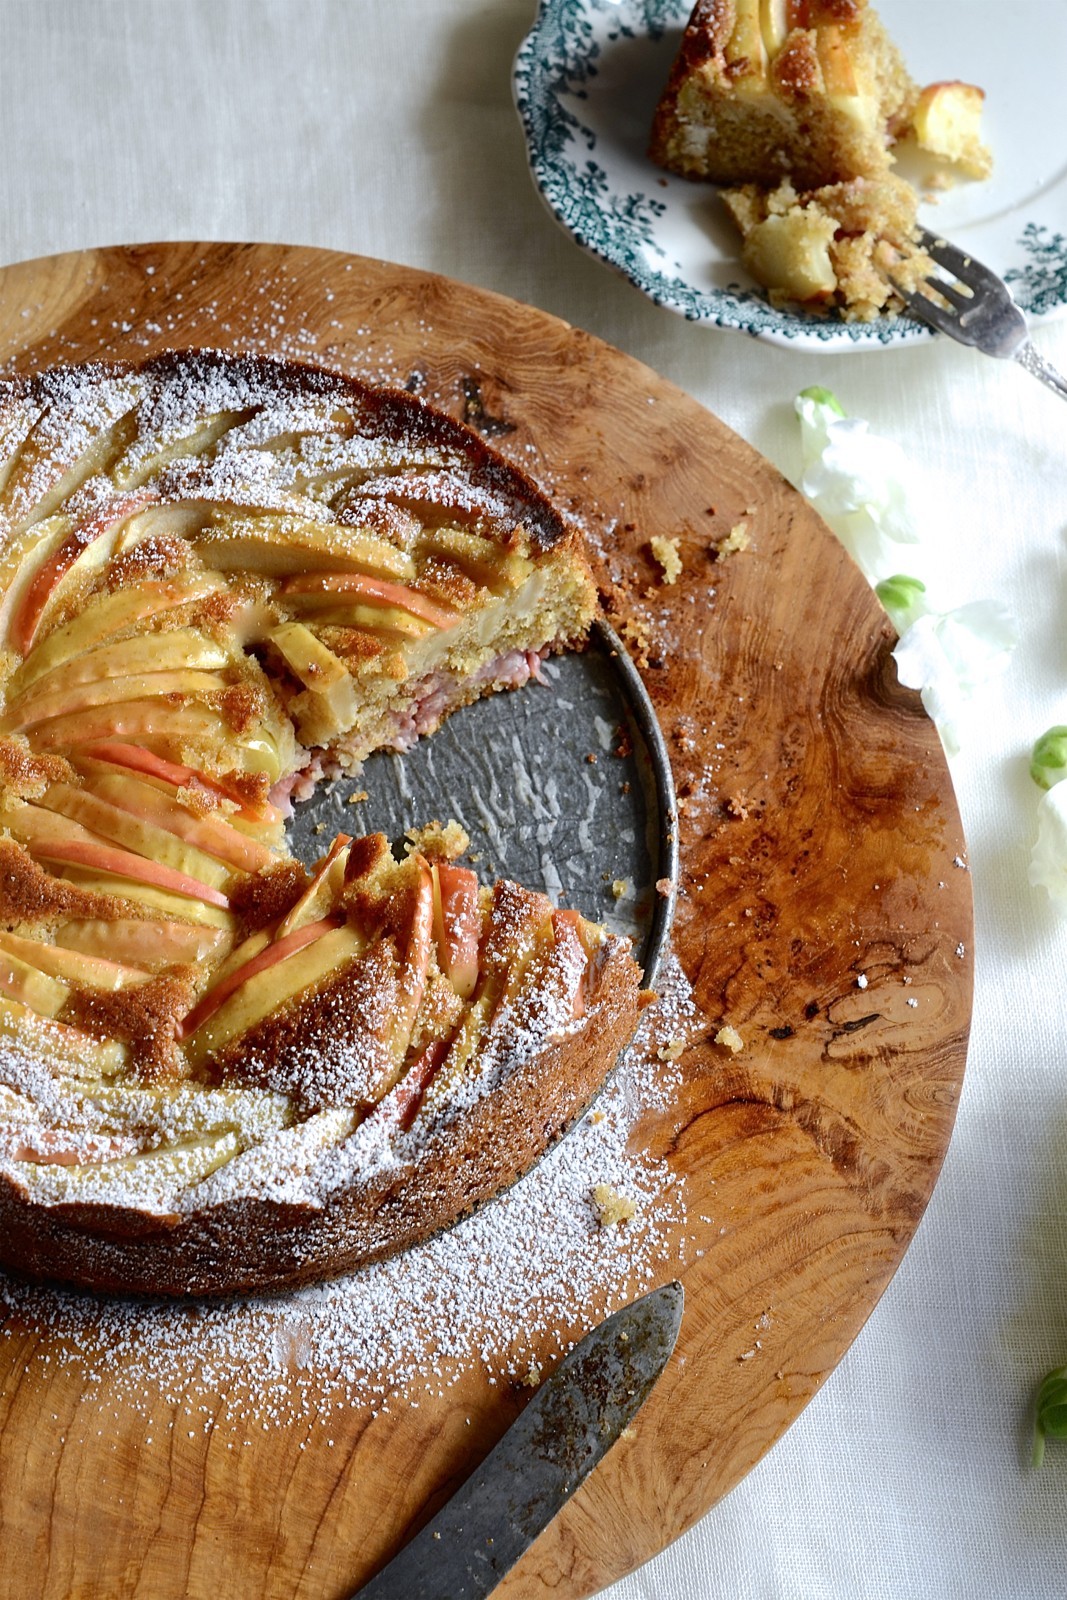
[895,228,1067,403]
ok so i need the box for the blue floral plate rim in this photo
[513,0,1067,351]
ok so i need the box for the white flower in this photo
[891,601,1018,757]
[795,389,922,583]
[1029,783,1067,907]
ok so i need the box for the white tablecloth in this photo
[3,2,1067,1594]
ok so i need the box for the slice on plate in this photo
[649,0,992,319]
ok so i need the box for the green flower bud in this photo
[1033,1365,1067,1467]
[1030,726,1067,791]
[875,574,927,635]
[797,386,845,416]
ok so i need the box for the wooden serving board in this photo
[0,244,972,1599]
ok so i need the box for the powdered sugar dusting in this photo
[0,953,698,1428]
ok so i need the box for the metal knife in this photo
[347,1280,684,1600]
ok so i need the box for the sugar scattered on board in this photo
[0,955,697,1432]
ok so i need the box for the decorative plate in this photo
[513,0,1067,349]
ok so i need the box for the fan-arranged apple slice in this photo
[30,701,288,783]
[279,573,460,631]
[7,490,158,657]
[53,916,229,969]
[72,742,284,826]
[194,509,417,580]
[176,915,344,1042]
[54,870,235,929]
[0,995,127,1076]
[181,920,363,1064]
[111,408,258,491]
[12,628,230,702]
[431,860,482,1000]
[275,834,351,939]
[7,575,227,695]
[31,783,237,892]
[2,797,232,908]
[70,768,277,873]
[0,930,149,993]
[2,668,233,733]
[424,528,532,595]
[0,946,70,1018]
[0,374,139,533]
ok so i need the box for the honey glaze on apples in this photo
[0,349,648,1297]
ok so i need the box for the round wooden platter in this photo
[0,244,972,1599]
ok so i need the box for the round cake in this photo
[0,349,645,1296]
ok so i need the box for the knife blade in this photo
[347,1280,684,1600]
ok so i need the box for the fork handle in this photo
[1015,340,1067,403]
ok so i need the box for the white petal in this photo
[1030,785,1067,906]
[892,603,1017,754]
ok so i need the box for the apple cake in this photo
[0,349,645,1296]
[649,0,992,318]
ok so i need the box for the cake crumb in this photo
[715,1025,744,1054]
[649,535,683,585]
[404,819,470,860]
[618,616,653,670]
[657,1037,685,1062]
[518,1361,542,1388]
[715,521,750,559]
[611,878,628,901]
[591,1183,638,1227]
[346,789,369,806]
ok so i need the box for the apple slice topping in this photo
[74,771,277,873]
[280,573,460,631]
[8,575,227,697]
[0,929,148,992]
[431,860,482,1000]
[176,915,343,1042]
[373,1036,450,1132]
[9,1128,138,1167]
[0,946,70,1018]
[195,509,417,581]
[275,835,351,940]
[53,917,229,969]
[8,490,157,657]
[32,783,235,891]
[3,799,232,908]
[72,742,283,825]
[0,994,128,1075]
[181,922,364,1063]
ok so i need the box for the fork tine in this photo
[922,275,975,312]
[916,228,984,281]
[895,286,962,339]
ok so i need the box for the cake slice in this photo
[649,0,992,318]
[649,0,919,190]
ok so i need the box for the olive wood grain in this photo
[0,243,972,1600]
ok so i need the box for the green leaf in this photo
[1030,727,1067,791]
